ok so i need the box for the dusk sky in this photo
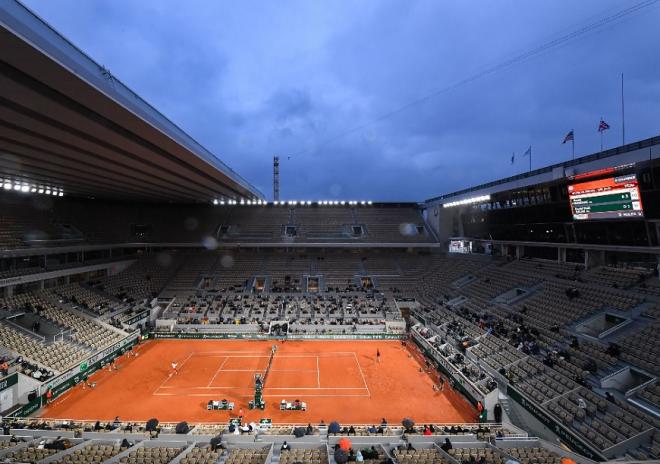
[21,0,660,201]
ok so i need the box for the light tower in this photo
[273,156,280,202]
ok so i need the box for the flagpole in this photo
[600,117,603,151]
[529,146,532,172]
[621,73,625,145]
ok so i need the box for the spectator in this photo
[440,438,453,452]
[494,403,503,423]
[281,441,290,451]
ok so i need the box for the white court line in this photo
[206,357,229,387]
[263,393,369,398]
[159,385,368,390]
[316,356,320,388]
[213,369,317,373]
[196,351,266,354]
[153,351,194,395]
[154,392,370,398]
[265,387,368,390]
[352,352,371,397]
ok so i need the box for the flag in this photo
[598,119,610,132]
[511,153,515,164]
[523,146,531,157]
[562,130,574,144]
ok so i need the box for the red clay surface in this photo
[40,340,476,424]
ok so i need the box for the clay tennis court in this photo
[40,340,475,424]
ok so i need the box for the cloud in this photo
[21,0,660,201]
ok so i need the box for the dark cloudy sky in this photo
[22,0,660,201]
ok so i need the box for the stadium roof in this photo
[0,0,264,203]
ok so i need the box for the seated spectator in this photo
[367,424,377,433]
[281,441,290,451]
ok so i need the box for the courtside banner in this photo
[0,372,18,392]
[10,396,42,417]
[125,309,150,326]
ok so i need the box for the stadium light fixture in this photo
[58,191,64,197]
[368,201,373,205]
[442,194,490,208]
[3,182,10,190]
[213,199,219,205]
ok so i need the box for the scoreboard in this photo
[568,173,644,221]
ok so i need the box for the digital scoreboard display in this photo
[568,173,644,220]
[449,240,472,254]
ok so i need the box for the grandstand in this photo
[2,1,660,463]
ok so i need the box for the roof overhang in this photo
[0,0,263,203]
